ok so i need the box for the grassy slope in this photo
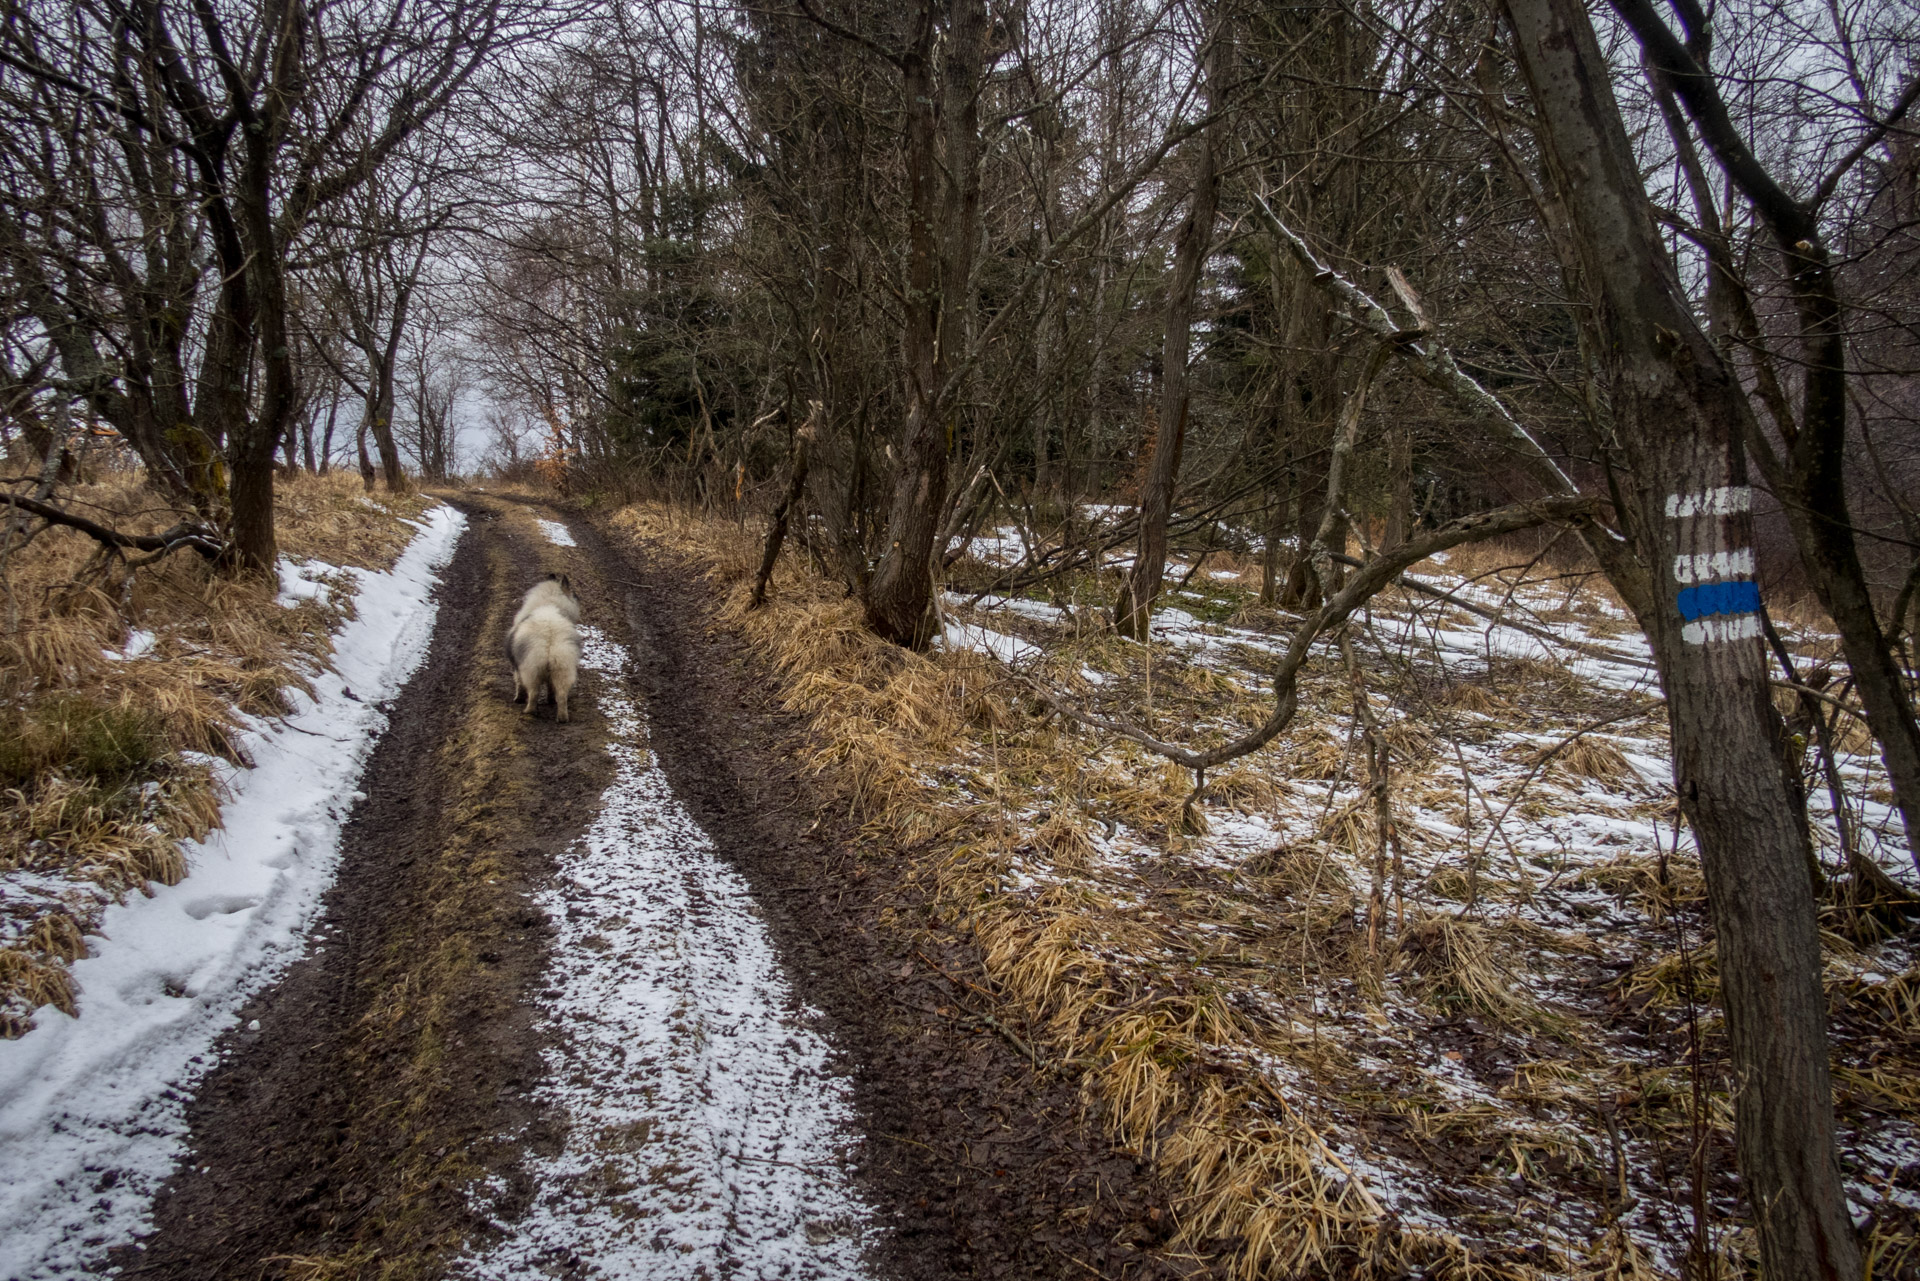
[0,469,432,1035]
[608,499,1919,1281]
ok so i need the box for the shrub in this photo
[0,694,168,788]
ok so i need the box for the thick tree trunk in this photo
[1503,0,1861,1274]
[864,16,948,649]
[864,0,988,648]
[228,437,278,576]
[1613,0,1920,872]
[369,359,409,494]
[218,101,299,576]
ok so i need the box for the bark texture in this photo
[1115,56,1223,639]
[1611,0,1920,871]
[1502,0,1860,1273]
[864,0,989,648]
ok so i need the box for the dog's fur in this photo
[513,573,581,628]
[508,575,582,721]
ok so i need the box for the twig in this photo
[914,948,1051,1071]
[1329,550,1654,672]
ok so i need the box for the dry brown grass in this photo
[1555,736,1637,786]
[0,468,432,1034]
[606,499,1530,1278]
[1394,914,1552,1028]
[605,496,1920,1279]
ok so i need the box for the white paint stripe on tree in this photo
[1667,488,1761,646]
[1671,547,1755,584]
[1681,614,1764,645]
[458,627,876,1279]
[1663,486,1753,518]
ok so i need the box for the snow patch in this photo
[0,505,467,1280]
[940,621,1041,666]
[103,629,156,662]
[459,627,875,1278]
[535,518,576,547]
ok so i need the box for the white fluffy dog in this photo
[508,574,582,722]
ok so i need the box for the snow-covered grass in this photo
[664,497,1919,1279]
[458,626,875,1278]
[1,471,442,1037]
[928,544,1919,1276]
[0,505,466,1280]
[535,517,576,547]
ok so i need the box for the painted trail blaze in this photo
[1665,486,1761,646]
[1676,580,1762,621]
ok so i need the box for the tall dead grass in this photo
[605,500,1507,1278]
[0,469,431,1035]
[607,497,1919,1278]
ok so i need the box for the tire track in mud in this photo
[118,497,616,1278]
[563,504,1204,1281]
[112,490,1198,1281]
[458,622,873,1279]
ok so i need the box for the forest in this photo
[2,0,1919,1275]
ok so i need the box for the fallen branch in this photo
[1028,495,1598,771]
[2,493,223,561]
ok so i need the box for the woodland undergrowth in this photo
[0,467,432,1035]
[609,498,1920,1281]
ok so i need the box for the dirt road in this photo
[112,493,1191,1280]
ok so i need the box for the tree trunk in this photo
[1773,479,1920,870]
[1616,0,1920,871]
[1281,299,1339,609]
[319,394,337,476]
[751,403,818,609]
[302,396,321,474]
[1503,0,1860,1274]
[13,398,76,486]
[1385,419,1412,547]
[864,0,989,648]
[1115,25,1224,640]
[369,357,409,494]
[1260,469,1289,608]
[1307,343,1392,593]
[218,89,297,576]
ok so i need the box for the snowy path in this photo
[0,506,467,1280]
[460,507,879,1275]
[460,618,876,1275]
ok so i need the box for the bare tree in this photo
[0,0,519,569]
[1606,0,1920,871]
[1499,0,1856,1269]
[1114,8,1226,639]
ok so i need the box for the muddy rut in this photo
[117,493,1193,1281]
